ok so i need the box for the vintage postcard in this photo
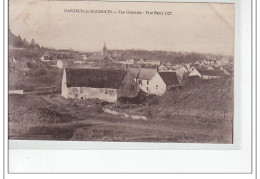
[8,0,234,144]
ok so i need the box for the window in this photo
[138,80,142,86]
[156,85,158,90]
[131,85,135,91]
[147,80,149,85]
[146,87,148,91]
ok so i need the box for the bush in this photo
[94,104,104,113]
[30,68,46,77]
[146,110,153,118]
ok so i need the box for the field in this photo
[8,77,233,143]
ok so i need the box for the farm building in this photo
[158,72,182,90]
[57,59,69,69]
[136,59,161,66]
[61,68,138,102]
[158,64,168,72]
[219,67,231,75]
[188,69,202,81]
[81,55,88,60]
[190,69,226,80]
[219,57,230,64]
[117,59,135,65]
[40,52,51,61]
[206,66,214,70]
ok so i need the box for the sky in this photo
[9,0,235,56]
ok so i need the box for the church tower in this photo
[101,42,107,56]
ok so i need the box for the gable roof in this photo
[206,66,214,70]
[65,68,127,89]
[137,68,157,80]
[197,69,225,76]
[128,68,140,79]
[158,72,180,85]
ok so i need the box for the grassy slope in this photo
[8,76,233,143]
[118,76,233,121]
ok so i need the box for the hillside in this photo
[158,77,233,119]
[8,77,233,143]
[117,76,233,120]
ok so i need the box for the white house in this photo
[136,59,160,66]
[57,59,69,69]
[73,60,85,64]
[82,55,88,60]
[215,60,222,66]
[40,52,51,61]
[176,66,188,83]
[135,68,162,95]
[220,57,230,64]
[189,69,201,78]
[206,66,214,70]
[219,67,231,75]
[117,59,135,65]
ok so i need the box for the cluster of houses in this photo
[61,62,231,103]
[38,44,232,103]
[61,67,184,102]
[9,43,232,103]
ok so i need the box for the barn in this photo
[158,72,182,90]
[189,69,225,80]
[62,68,138,103]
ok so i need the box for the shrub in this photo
[146,110,153,118]
[94,104,104,113]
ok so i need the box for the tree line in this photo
[9,29,42,49]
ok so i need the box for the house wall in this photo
[61,69,68,98]
[57,61,62,69]
[176,67,188,82]
[57,61,68,69]
[189,69,201,78]
[137,73,166,96]
[66,87,117,103]
[149,73,167,96]
[201,75,221,80]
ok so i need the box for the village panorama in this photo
[8,30,234,143]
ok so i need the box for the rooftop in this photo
[65,68,127,89]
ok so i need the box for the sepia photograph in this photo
[8,0,234,144]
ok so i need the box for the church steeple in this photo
[102,42,107,56]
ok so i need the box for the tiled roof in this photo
[65,68,127,89]
[159,72,180,85]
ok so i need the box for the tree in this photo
[30,39,36,49]
[35,43,40,49]
[23,38,29,48]
[15,35,23,47]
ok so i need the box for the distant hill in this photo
[108,49,232,65]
